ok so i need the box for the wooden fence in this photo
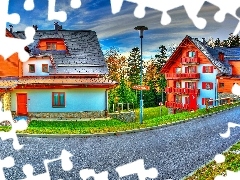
[108,103,135,113]
[206,97,240,110]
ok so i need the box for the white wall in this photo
[23,58,51,76]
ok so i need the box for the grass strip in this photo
[0,102,239,134]
[184,141,240,180]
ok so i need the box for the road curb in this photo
[16,105,240,138]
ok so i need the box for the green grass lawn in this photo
[135,106,168,121]
[0,102,239,134]
[184,141,240,180]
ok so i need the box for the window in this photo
[175,81,181,88]
[52,92,65,107]
[185,66,196,73]
[203,66,213,73]
[219,83,224,88]
[202,98,213,105]
[185,82,197,89]
[46,42,56,50]
[175,95,181,103]
[175,67,181,73]
[29,64,35,73]
[202,82,213,90]
[188,51,195,57]
[42,64,48,72]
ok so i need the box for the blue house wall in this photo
[11,88,106,112]
[197,64,218,109]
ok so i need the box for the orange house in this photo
[160,35,240,113]
[0,23,117,118]
[0,29,22,78]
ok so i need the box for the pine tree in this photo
[229,33,240,47]
[214,38,221,47]
[154,45,167,72]
[127,47,141,87]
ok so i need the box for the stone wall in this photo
[3,92,11,111]
[109,111,135,122]
[12,111,107,119]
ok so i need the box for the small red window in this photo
[203,66,213,73]
[202,82,213,90]
[202,98,213,105]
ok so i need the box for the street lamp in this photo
[134,26,148,124]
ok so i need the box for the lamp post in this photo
[134,26,148,124]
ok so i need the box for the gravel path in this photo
[1,107,240,180]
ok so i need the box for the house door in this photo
[189,94,197,110]
[17,93,27,115]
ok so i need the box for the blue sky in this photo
[8,0,239,60]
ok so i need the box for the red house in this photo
[161,35,240,113]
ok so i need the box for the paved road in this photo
[1,107,240,180]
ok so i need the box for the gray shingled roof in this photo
[188,36,231,75]
[13,30,108,75]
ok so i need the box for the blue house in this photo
[0,23,117,119]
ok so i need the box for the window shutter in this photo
[193,66,197,73]
[202,98,205,105]
[210,83,213,89]
[202,66,206,73]
[195,51,198,57]
[193,82,197,89]
[202,82,206,89]
[210,98,213,105]
[185,67,188,73]
[185,82,188,88]
[210,66,214,73]
[186,51,189,57]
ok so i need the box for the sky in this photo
[7,0,240,60]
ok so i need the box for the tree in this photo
[127,47,141,87]
[143,45,168,107]
[153,45,167,72]
[143,79,157,107]
[116,78,137,106]
[105,47,127,83]
[207,37,215,47]
[214,38,221,47]
[105,47,129,111]
[228,33,240,47]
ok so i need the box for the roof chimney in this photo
[33,25,38,31]
[54,22,62,32]
[9,25,13,33]
[218,52,224,61]
[202,38,206,44]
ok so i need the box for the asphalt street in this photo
[1,107,240,180]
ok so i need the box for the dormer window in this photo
[188,51,195,57]
[29,64,35,73]
[46,42,56,50]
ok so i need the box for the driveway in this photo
[1,107,240,179]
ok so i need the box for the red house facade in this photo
[161,35,240,113]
